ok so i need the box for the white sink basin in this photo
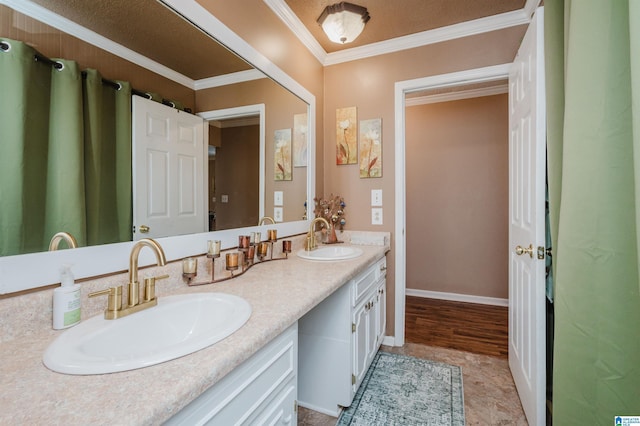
[296,245,363,261]
[43,292,251,375]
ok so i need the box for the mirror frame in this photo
[0,0,316,294]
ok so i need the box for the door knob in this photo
[515,244,534,258]
[139,225,150,234]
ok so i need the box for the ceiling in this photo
[284,0,527,53]
[25,0,530,80]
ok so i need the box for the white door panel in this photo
[508,7,546,426]
[133,96,206,240]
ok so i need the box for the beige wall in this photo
[405,95,509,299]
[214,125,260,230]
[323,26,525,335]
[196,1,526,335]
[196,0,326,199]
[196,79,308,222]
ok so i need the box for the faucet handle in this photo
[89,286,123,316]
[143,274,169,302]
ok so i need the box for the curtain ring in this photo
[0,40,11,52]
[54,60,65,71]
[116,82,122,91]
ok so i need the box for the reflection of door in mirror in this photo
[132,96,207,240]
[208,118,260,231]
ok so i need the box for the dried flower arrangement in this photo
[313,194,346,243]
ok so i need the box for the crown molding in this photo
[264,0,533,66]
[405,83,508,106]
[263,0,328,64]
[194,69,267,90]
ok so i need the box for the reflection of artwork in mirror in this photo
[274,129,292,181]
[336,106,358,165]
[359,118,383,178]
[293,113,308,167]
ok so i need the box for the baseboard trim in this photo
[406,288,509,307]
[382,336,396,347]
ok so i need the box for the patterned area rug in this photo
[337,351,465,425]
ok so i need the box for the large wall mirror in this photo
[0,0,315,294]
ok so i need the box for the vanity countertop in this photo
[0,242,388,425]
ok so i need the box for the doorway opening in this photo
[393,64,511,345]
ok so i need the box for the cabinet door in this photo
[376,280,386,349]
[366,294,377,366]
[352,301,369,390]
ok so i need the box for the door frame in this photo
[198,104,266,220]
[393,63,512,346]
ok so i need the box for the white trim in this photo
[405,84,508,106]
[394,63,511,347]
[264,0,532,66]
[405,289,509,307]
[381,336,395,347]
[263,0,327,65]
[194,69,267,91]
[199,105,267,220]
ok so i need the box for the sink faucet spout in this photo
[128,238,166,306]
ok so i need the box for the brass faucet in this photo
[258,216,276,225]
[89,238,168,320]
[48,232,78,251]
[306,217,330,251]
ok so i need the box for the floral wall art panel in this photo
[336,106,357,165]
[359,118,382,178]
[293,113,308,167]
[274,128,292,181]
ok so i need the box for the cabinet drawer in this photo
[167,324,297,425]
[352,257,386,307]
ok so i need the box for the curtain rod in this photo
[1,40,191,113]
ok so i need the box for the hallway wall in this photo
[405,94,509,299]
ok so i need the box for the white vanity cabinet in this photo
[166,323,298,426]
[298,255,387,416]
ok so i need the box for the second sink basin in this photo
[297,245,363,261]
[43,292,251,375]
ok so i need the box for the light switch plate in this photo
[221,194,229,203]
[274,207,283,222]
[274,191,283,206]
[371,208,383,225]
[371,189,383,206]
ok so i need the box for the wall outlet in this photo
[274,207,283,222]
[274,191,283,206]
[221,194,229,203]
[371,208,383,225]
[371,189,383,206]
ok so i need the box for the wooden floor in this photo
[405,296,509,357]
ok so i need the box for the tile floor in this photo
[297,343,527,425]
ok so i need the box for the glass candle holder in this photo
[226,252,239,271]
[257,242,269,260]
[207,240,221,257]
[282,240,292,254]
[238,235,251,249]
[267,229,277,242]
[182,257,197,277]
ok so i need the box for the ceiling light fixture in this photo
[317,2,370,44]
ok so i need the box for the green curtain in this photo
[0,39,132,256]
[545,1,640,424]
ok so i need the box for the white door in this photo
[508,7,546,426]
[132,96,207,240]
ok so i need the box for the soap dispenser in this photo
[52,264,81,330]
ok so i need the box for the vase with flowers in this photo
[313,194,347,244]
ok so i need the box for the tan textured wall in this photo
[323,26,525,334]
[405,95,509,299]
